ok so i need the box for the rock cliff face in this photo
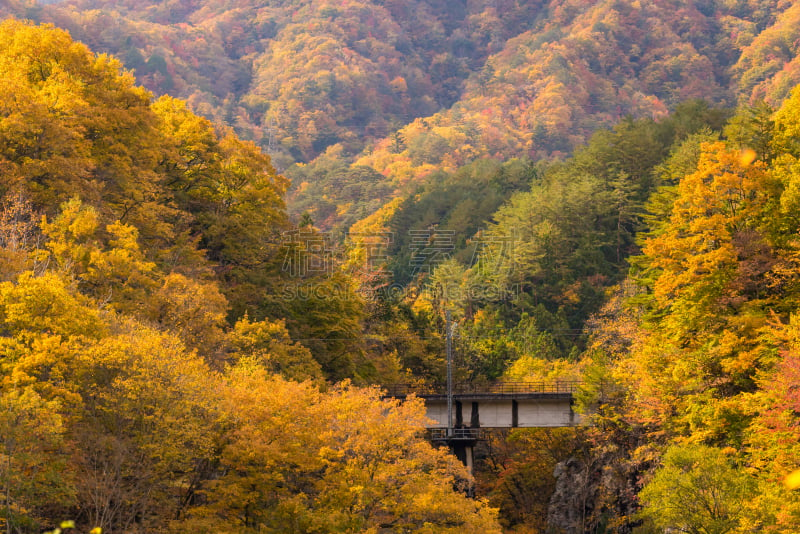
[548,448,653,533]
[548,457,597,533]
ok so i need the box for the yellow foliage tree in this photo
[179,365,501,533]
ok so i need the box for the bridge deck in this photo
[383,382,582,429]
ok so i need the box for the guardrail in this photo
[383,381,581,397]
[429,428,485,441]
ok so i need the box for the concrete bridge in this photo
[383,381,581,429]
[383,381,583,472]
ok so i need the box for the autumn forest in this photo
[3,0,800,532]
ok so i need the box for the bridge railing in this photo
[428,428,485,441]
[383,381,581,397]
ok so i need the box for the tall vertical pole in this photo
[446,310,453,438]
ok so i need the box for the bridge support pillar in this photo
[451,440,475,475]
[430,428,480,478]
[448,438,476,497]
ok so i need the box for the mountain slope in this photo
[37,0,548,166]
[357,0,778,183]
[8,0,800,230]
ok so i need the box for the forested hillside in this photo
[5,0,799,230]
[0,20,500,533]
[4,0,800,533]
